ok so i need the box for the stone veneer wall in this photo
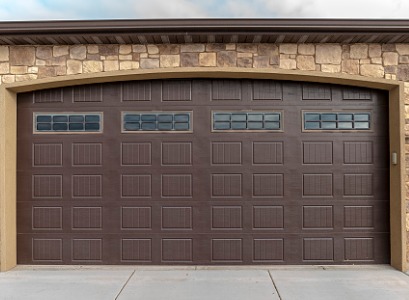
[1,42,409,260]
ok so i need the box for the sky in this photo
[0,0,408,20]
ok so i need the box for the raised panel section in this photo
[344,206,374,228]
[33,175,62,198]
[162,80,191,101]
[122,175,152,197]
[33,207,62,229]
[342,88,372,100]
[212,239,242,261]
[303,174,333,197]
[344,174,373,196]
[162,239,192,262]
[72,143,102,166]
[212,80,241,100]
[254,239,284,261]
[303,142,333,164]
[303,206,333,229]
[72,207,102,229]
[162,142,192,165]
[162,174,192,197]
[344,238,374,261]
[122,143,151,166]
[73,85,102,102]
[253,206,284,229]
[72,175,102,198]
[212,174,242,197]
[162,207,192,229]
[212,206,242,229]
[122,81,152,101]
[253,142,283,165]
[34,89,63,103]
[122,239,152,261]
[212,142,241,165]
[122,207,152,229]
[303,238,334,261]
[72,239,102,261]
[302,84,331,100]
[253,81,282,100]
[33,143,62,166]
[344,142,373,164]
[253,174,283,197]
[33,239,62,261]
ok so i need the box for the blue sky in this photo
[0,0,408,20]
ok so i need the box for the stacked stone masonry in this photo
[1,42,409,261]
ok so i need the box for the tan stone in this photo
[237,53,252,58]
[140,53,148,58]
[0,46,9,61]
[237,44,258,53]
[296,55,315,70]
[83,60,103,73]
[371,58,382,64]
[341,60,359,75]
[369,44,382,58]
[406,213,409,231]
[53,46,69,57]
[0,62,9,74]
[237,57,252,68]
[38,66,57,78]
[10,66,27,74]
[217,51,237,67]
[160,55,180,68]
[396,44,409,55]
[321,64,341,73]
[49,56,66,67]
[253,56,269,68]
[55,66,66,76]
[132,45,147,53]
[158,45,180,55]
[87,54,100,60]
[199,53,216,67]
[67,60,82,75]
[279,44,297,55]
[36,47,52,60]
[119,61,139,70]
[119,55,132,61]
[226,44,236,51]
[298,44,315,55]
[399,56,409,64]
[2,74,15,83]
[149,54,159,58]
[70,45,87,60]
[104,60,119,72]
[360,59,371,65]
[181,53,199,67]
[258,44,278,56]
[270,55,279,65]
[206,44,225,52]
[360,64,385,78]
[181,44,205,53]
[397,65,409,81]
[316,45,342,64]
[383,52,399,66]
[350,44,368,59]
[86,45,98,54]
[10,46,35,65]
[16,74,37,81]
[140,58,159,69]
[119,45,132,55]
[35,59,46,66]
[147,45,159,55]
[280,58,296,70]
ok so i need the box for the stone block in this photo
[253,56,270,68]
[35,59,46,66]
[38,66,57,78]
[160,55,180,68]
[119,61,139,70]
[10,46,35,65]
[181,44,205,53]
[67,60,82,75]
[181,53,199,67]
[16,74,37,81]
[0,62,9,74]
[2,75,15,83]
[296,55,315,70]
[279,44,297,54]
[158,45,180,55]
[87,45,99,54]
[104,60,119,72]
[270,55,279,65]
[140,58,159,69]
[400,56,409,64]
[70,45,87,60]
[206,44,225,52]
[55,66,66,76]
[199,53,216,66]
[132,45,146,53]
[385,65,397,73]
[147,45,159,55]
[119,45,132,55]
[369,44,382,58]
[316,44,342,64]
[36,47,52,60]
[53,46,69,57]
[83,61,103,73]
[398,65,409,81]
[0,46,9,61]
[321,64,341,73]
[258,44,278,56]
[341,60,359,75]
[371,58,382,64]
[119,55,132,61]
[226,44,236,50]
[217,51,237,67]
[360,64,385,78]
[382,44,396,52]
[298,44,315,55]
[280,58,296,70]
[397,44,409,55]
[350,44,368,59]
[383,52,399,66]
[237,44,258,53]
[99,45,119,56]
[237,57,252,68]
[237,53,252,58]
[49,56,66,66]
[10,66,27,74]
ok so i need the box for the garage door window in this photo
[122,112,192,132]
[34,113,102,133]
[212,111,281,131]
[303,112,371,131]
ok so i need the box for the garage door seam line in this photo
[115,269,136,300]
[268,270,282,300]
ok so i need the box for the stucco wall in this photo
[0,42,408,263]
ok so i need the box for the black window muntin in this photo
[212,111,282,131]
[303,112,371,131]
[122,111,192,132]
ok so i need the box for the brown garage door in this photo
[17,79,390,265]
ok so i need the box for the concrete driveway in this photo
[0,265,408,300]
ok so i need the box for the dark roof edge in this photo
[1,18,409,34]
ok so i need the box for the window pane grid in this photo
[213,112,281,131]
[123,112,191,132]
[35,113,101,132]
[304,112,370,130]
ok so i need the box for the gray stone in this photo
[398,65,409,81]
[181,53,199,67]
[158,45,180,55]
[237,57,253,68]
[316,45,342,64]
[99,45,119,56]
[10,46,35,65]
[217,51,237,67]
[70,45,87,60]
[140,58,159,69]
